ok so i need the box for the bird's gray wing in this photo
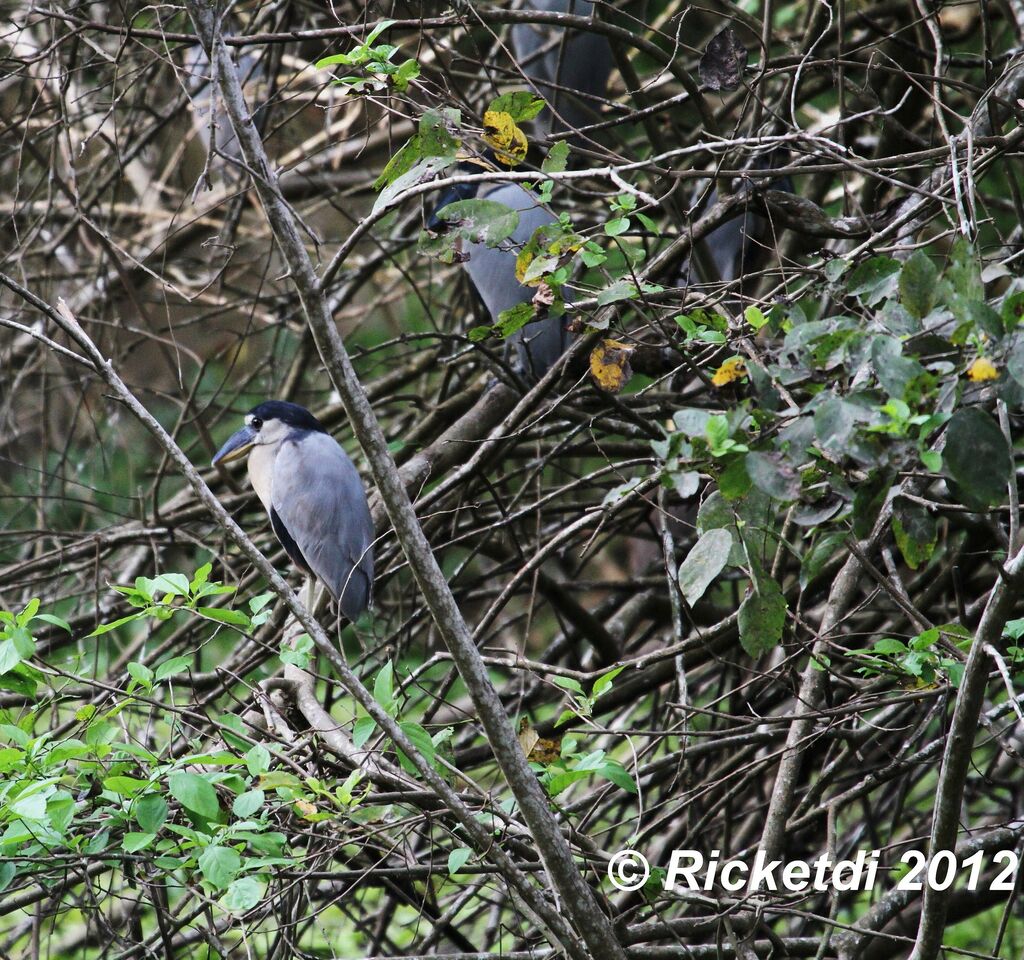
[464,183,572,381]
[270,432,374,621]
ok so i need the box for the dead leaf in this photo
[532,281,554,308]
[699,28,748,92]
[518,717,562,764]
[483,110,528,166]
[590,339,634,393]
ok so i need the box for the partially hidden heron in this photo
[511,0,614,138]
[684,153,794,288]
[212,400,374,621]
[429,178,572,383]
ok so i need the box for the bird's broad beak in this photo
[212,425,257,466]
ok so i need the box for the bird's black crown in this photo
[248,400,327,434]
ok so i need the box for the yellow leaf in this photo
[483,110,528,166]
[590,339,634,393]
[515,247,534,284]
[711,356,747,387]
[966,357,999,382]
[293,799,317,819]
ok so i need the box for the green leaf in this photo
[899,250,939,319]
[848,256,900,305]
[198,607,251,628]
[705,415,730,452]
[222,875,265,914]
[943,407,1011,509]
[718,458,752,501]
[33,613,71,632]
[244,745,271,777]
[232,789,265,819]
[599,760,638,794]
[815,397,857,458]
[552,675,584,694]
[155,656,191,682]
[745,305,768,329]
[104,775,149,796]
[891,498,937,570]
[825,258,849,282]
[249,593,275,615]
[871,336,926,399]
[448,846,472,876]
[673,408,712,437]
[0,862,15,894]
[168,772,221,820]
[597,278,638,306]
[198,844,242,890]
[592,666,626,698]
[280,633,314,669]
[392,58,419,92]
[0,639,24,676]
[853,469,894,539]
[134,794,168,834]
[152,573,190,597]
[375,108,460,194]
[873,637,908,655]
[17,598,40,625]
[352,716,376,749]
[10,791,48,820]
[190,562,213,593]
[800,533,846,590]
[87,613,144,638]
[677,529,733,606]
[494,302,536,339]
[738,580,787,658]
[543,140,570,174]
[127,662,154,691]
[434,198,520,246]
[947,237,984,302]
[123,832,155,853]
[696,491,747,567]
[489,91,546,122]
[546,767,597,796]
[396,721,436,773]
[374,660,395,707]
[604,216,630,237]
[745,451,800,502]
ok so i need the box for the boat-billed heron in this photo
[429,178,572,383]
[511,0,613,138]
[212,401,374,621]
[684,152,793,288]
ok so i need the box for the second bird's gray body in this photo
[248,428,373,621]
[464,182,571,381]
[511,0,613,136]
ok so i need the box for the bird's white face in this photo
[212,413,290,466]
[244,413,291,448]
